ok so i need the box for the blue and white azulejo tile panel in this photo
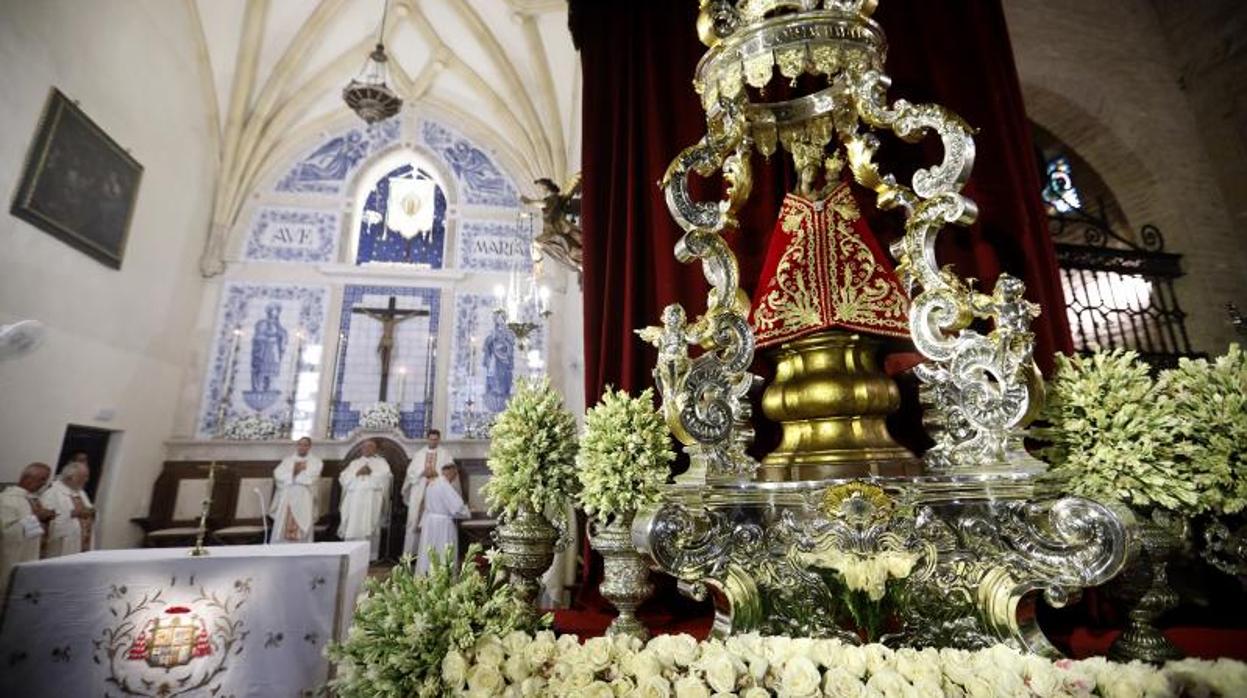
[274,119,401,196]
[331,285,442,439]
[243,207,340,263]
[447,293,545,439]
[197,283,328,438]
[456,219,533,272]
[419,120,519,208]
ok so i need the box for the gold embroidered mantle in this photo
[751,184,910,347]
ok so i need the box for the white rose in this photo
[811,639,844,668]
[627,650,664,679]
[584,636,616,672]
[865,668,911,698]
[610,675,636,696]
[940,679,967,698]
[823,666,867,698]
[894,649,941,687]
[669,634,700,667]
[700,651,740,694]
[582,680,615,698]
[557,633,581,654]
[726,633,765,663]
[960,675,994,698]
[636,674,673,698]
[779,656,822,697]
[520,676,547,697]
[467,663,506,695]
[524,635,558,668]
[740,688,770,698]
[837,646,868,679]
[748,656,771,683]
[863,644,894,674]
[442,649,468,690]
[567,666,596,689]
[765,637,794,663]
[475,636,507,667]
[503,630,532,656]
[613,634,644,656]
[505,652,531,684]
[674,675,712,698]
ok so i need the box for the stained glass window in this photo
[1041,155,1082,215]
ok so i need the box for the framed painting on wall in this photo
[10,88,143,269]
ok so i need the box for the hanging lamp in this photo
[342,0,402,124]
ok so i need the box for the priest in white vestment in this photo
[40,460,95,557]
[1,463,54,597]
[400,429,458,556]
[270,437,324,543]
[338,439,392,560]
[415,462,471,575]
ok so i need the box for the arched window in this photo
[1032,122,1197,367]
[355,161,447,267]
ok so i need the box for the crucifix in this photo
[351,296,429,402]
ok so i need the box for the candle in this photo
[397,366,407,404]
[216,326,243,437]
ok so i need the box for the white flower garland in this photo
[577,387,675,524]
[442,631,1247,698]
[359,402,401,431]
[221,414,281,441]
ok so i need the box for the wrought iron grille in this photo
[1049,207,1200,370]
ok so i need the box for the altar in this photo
[0,542,369,697]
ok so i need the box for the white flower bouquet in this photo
[803,548,918,642]
[483,377,580,519]
[221,414,281,440]
[359,402,401,431]
[1157,344,1247,516]
[1034,349,1202,515]
[442,630,1247,697]
[577,387,675,525]
[326,544,547,698]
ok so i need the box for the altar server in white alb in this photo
[415,462,471,575]
[270,437,323,543]
[401,429,457,556]
[338,439,392,559]
[40,457,95,557]
[1,463,55,596]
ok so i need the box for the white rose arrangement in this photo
[483,377,580,519]
[221,414,281,440]
[359,402,401,431]
[577,387,675,525]
[326,544,547,698]
[443,631,1247,697]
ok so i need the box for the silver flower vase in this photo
[1109,509,1186,664]
[495,504,559,610]
[592,512,653,640]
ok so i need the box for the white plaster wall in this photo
[0,0,216,547]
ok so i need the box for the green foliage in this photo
[576,387,676,523]
[1036,349,1201,514]
[1157,344,1247,515]
[325,545,547,698]
[483,377,580,519]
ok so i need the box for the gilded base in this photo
[760,330,917,481]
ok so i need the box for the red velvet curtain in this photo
[572,0,1073,409]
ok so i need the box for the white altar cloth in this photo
[0,542,369,697]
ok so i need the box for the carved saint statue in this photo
[482,314,516,412]
[521,174,582,271]
[250,304,287,392]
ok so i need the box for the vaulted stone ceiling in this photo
[190,0,578,274]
